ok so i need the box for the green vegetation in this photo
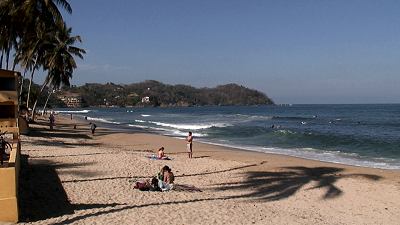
[19,79,65,109]
[61,80,274,107]
[0,0,85,119]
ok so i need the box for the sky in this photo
[56,0,400,104]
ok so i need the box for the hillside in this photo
[59,81,274,107]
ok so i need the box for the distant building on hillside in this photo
[59,93,83,108]
[141,96,150,103]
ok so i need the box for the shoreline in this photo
[96,131,400,181]
[59,112,400,178]
[17,114,400,224]
[66,111,400,171]
[194,139,400,172]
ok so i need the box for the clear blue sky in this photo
[60,0,400,104]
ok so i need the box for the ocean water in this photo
[56,104,400,169]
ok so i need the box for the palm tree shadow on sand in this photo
[18,154,119,222]
[211,166,382,201]
[18,156,383,224]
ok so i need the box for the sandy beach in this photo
[13,114,400,225]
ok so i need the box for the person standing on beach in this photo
[49,113,55,130]
[90,123,97,135]
[186,131,193,158]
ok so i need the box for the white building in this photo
[141,96,150,103]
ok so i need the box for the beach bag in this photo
[135,181,149,191]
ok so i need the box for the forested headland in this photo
[56,80,274,107]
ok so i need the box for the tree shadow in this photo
[88,129,126,136]
[121,149,155,154]
[61,173,158,184]
[59,162,264,185]
[211,166,382,201]
[18,154,73,221]
[176,161,266,178]
[26,128,92,140]
[50,197,231,225]
[62,176,143,184]
[30,152,113,159]
[193,156,210,159]
[25,139,102,149]
[18,161,383,224]
[18,154,118,222]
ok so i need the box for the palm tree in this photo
[1,0,85,119]
[21,0,72,108]
[17,23,54,108]
[21,0,72,26]
[0,0,21,69]
[41,88,55,116]
[1,0,73,101]
[31,22,85,120]
[40,66,72,116]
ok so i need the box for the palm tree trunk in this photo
[6,47,10,70]
[26,58,38,108]
[0,50,3,69]
[31,79,50,121]
[41,90,53,116]
[26,69,35,108]
[19,70,27,105]
[12,58,17,71]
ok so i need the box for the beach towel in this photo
[146,155,172,160]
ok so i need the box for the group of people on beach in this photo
[134,165,175,192]
[134,131,194,192]
[47,113,193,193]
[49,113,97,135]
[155,131,193,160]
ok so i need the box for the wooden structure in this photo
[0,69,21,222]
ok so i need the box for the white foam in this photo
[134,120,146,123]
[193,141,400,170]
[147,121,230,130]
[55,109,91,114]
[128,124,207,137]
[86,116,121,124]
[168,130,208,137]
[275,129,296,135]
[128,124,149,129]
[141,114,151,117]
[249,115,273,120]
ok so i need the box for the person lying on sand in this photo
[133,177,159,191]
